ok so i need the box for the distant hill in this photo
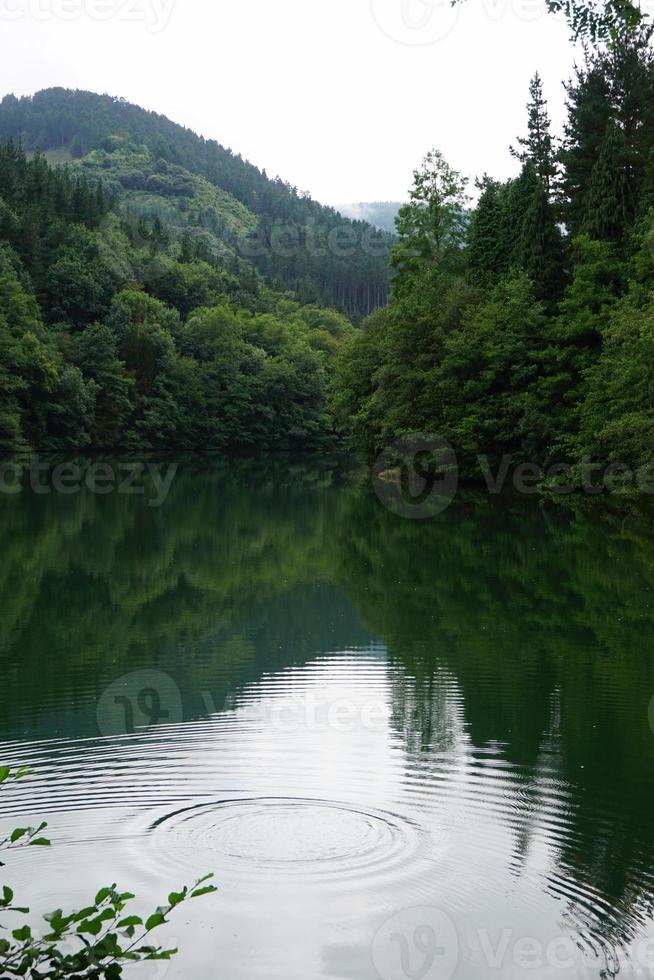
[336,202,403,235]
[0,89,392,318]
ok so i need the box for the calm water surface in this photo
[1,459,654,979]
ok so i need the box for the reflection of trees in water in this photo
[2,466,654,953]
[334,490,654,954]
[0,457,369,738]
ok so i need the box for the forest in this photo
[0,135,356,452]
[333,26,654,479]
[1,29,654,470]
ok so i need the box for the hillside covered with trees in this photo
[0,88,392,319]
[2,29,654,470]
[0,137,357,452]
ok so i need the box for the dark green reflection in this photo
[1,460,654,952]
[333,490,654,946]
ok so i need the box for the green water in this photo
[1,459,654,979]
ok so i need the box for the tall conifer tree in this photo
[512,73,558,198]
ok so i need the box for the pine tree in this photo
[561,63,613,237]
[511,73,558,198]
[584,120,630,243]
[468,176,511,287]
[512,162,565,304]
[561,27,654,236]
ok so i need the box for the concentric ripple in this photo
[148,797,424,882]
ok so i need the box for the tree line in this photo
[333,27,654,479]
[3,32,654,471]
[0,140,353,452]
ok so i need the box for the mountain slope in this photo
[0,88,392,318]
[0,138,357,453]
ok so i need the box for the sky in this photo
[0,0,585,206]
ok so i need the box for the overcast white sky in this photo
[0,0,583,205]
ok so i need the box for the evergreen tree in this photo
[511,73,558,198]
[513,163,566,303]
[584,120,630,243]
[561,63,612,236]
[467,176,511,287]
[561,27,654,237]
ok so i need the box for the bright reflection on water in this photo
[1,458,654,979]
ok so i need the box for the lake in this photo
[1,458,654,979]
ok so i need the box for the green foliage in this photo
[583,119,631,241]
[0,88,393,319]
[334,43,654,480]
[4,51,654,472]
[511,72,559,197]
[467,177,510,289]
[0,766,217,978]
[435,275,547,470]
[391,149,469,297]
[561,26,654,238]
[0,139,348,452]
[579,293,654,466]
[511,162,566,303]
[557,234,624,343]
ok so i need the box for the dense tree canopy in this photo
[2,33,654,472]
[333,32,654,480]
[0,141,353,452]
[0,89,392,319]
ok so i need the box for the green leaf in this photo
[191,886,217,898]
[167,889,186,907]
[29,837,51,846]
[116,915,143,928]
[73,906,99,921]
[1,885,14,904]
[77,917,104,936]
[145,912,166,931]
[11,925,32,942]
[0,766,10,784]
[10,827,28,842]
[146,948,178,960]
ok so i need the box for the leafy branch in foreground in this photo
[0,766,217,978]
